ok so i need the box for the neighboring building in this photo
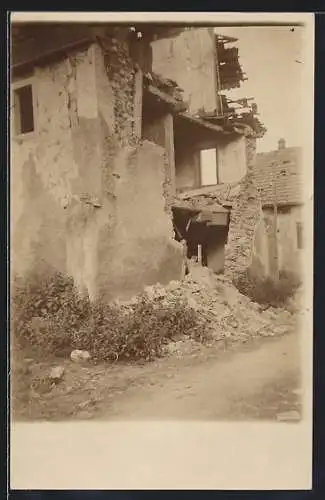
[254,139,304,277]
[11,23,267,302]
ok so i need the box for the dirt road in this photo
[13,331,302,422]
[101,332,301,421]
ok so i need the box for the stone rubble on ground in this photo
[276,410,301,422]
[70,350,91,363]
[94,263,300,358]
[285,286,304,314]
[139,263,299,354]
[49,365,65,383]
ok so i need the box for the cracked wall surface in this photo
[96,142,183,302]
[264,205,303,276]
[11,45,111,297]
[151,28,218,114]
[12,38,183,300]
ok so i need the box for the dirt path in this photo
[13,331,302,422]
[101,332,301,421]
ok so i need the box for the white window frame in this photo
[11,75,38,140]
[199,148,219,186]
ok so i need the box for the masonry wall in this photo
[151,28,218,114]
[224,136,270,279]
[11,39,183,301]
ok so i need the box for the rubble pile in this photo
[133,263,299,347]
[285,285,305,314]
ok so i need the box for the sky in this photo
[215,26,304,153]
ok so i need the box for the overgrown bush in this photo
[233,270,301,308]
[11,272,207,362]
[11,271,91,356]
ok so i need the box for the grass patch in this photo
[11,271,208,363]
[233,270,301,308]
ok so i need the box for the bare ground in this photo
[12,331,301,422]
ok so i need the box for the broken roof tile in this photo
[254,146,303,206]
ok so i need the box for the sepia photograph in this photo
[9,12,314,490]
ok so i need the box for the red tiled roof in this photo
[254,147,303,206]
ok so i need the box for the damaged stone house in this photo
[11,23,267,303]
[254,139,304,278]
[150,27,268,279]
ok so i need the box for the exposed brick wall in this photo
[224,135,268,279]
[98,36,136,146]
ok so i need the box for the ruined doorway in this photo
[172,206,224,269]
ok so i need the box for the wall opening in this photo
[200,148,218,186]
[142,92,166,147]
[206,226,228,274]
[13,84,35,135]
[172,206,228,273]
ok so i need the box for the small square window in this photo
[13,84,35,135]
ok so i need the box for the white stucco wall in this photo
[151,28,217,114]
[217,135,247,184]
[277,205,304,274]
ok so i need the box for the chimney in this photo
[278,138,286,150]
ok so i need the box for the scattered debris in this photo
[49,366,65,383]
[114,263,299,358]
[285,286,304,314]
[276,410,301,422]
[70,350,91,363]
[163,337,202,358]
[77,399,97,410]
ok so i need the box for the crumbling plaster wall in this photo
[151,28,218,114]
[223,136,270,279]
[97,142,183,301]
[11,44,107,298]
[12,38,183,300]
